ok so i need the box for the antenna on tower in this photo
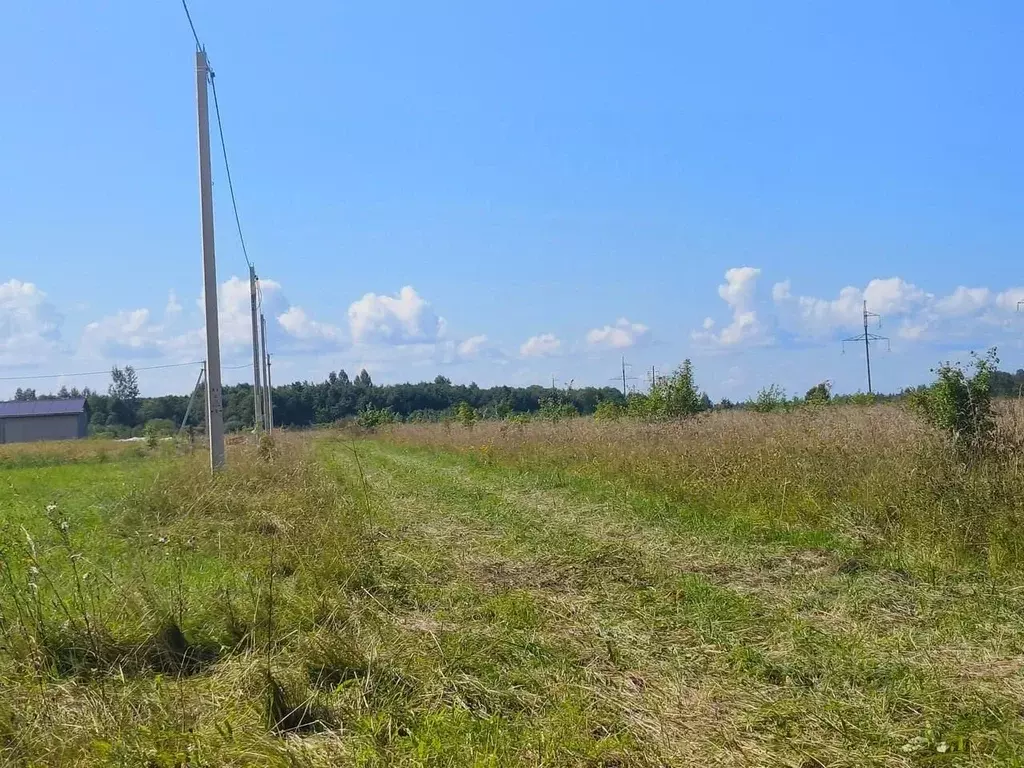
[842,300,890,395]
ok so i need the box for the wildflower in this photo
[45,503,57,514]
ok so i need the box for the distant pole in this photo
[610,357,636,396]
[249,266,263,433]
[178,363,206,435]
[265,352,274,432]
[196,49,225,470]
[862,301,872,395]
[842,300,888,396]
[260,313,272,433]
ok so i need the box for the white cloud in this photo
[0,279,63,364]
[692,267,771,348]
[772,280,792,302]
[207,276,285,348]
[457,334,488,358]
[277,306,343,343]
[520,333,561,358]
[165,290,182,318]
[935,287,991,317]
[773,277,928,339]
[586,318,650,349]
[348,286,445,345]
[80,308,168,358]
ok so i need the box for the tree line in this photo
[11,367,625,437]
[10,355,1024,437]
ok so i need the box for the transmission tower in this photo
[842,300,890,395]
[610,356,638,396]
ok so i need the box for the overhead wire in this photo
[180,0,202,51]
[0,361,251,383]
[210,77,253,270]
[180,0,253,271]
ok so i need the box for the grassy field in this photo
[3,406,1024,766]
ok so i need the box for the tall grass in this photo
[386,403,1024,572]
[0,435,378,764]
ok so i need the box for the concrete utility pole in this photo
[260,312,272,433]
[196,49,225,470]
[265,352,274,433]
[249,266,263,433]
[842,300,889,395]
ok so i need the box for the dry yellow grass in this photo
[385,403,1024,571]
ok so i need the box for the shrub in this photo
[538,397,578,422]
[804,381,832,405]
[908,348,998,455]
[629,360,707,421]
[455,402,478,428]
[357,405,397,429]
[594,400,624,422]
[751,384,787,413]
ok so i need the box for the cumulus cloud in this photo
[520,333,561,358]
[457,334,488,358]
[0,279,63,364]
[277,306,343,343]
[348,286,445,345]
[165,290,182,318]
[771,277,930,340]
[206,276,286,347]
[692,267,771,348]
[586,318,650,349]
[80,308,167,358]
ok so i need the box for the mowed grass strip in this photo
[361,412,1024,766]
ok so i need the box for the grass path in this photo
[325,438,1024,767]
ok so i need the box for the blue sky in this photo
[2,1,1023,400]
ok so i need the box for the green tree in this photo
[108,366,141,426]
[636,359,706,420]
[455,402,478,427]
[594,400,624,421]
[908,348,998,456]
[751,384,787,413]
[804,381,832,405]
[357,404,396,429]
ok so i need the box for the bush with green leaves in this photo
[538,397,578,422]
[804,381,831,405]
[356,405,397,429]
[908,348,998,455]
[593,400,624,421]
[455,402,478,428]
[751,384,787,413]
[627,360,707,421]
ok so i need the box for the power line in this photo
[180,0,202,51]
[180,0,252,271]
[0,361,250,383]
[210,76,253,269]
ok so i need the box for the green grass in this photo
[3,424,1024,765]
